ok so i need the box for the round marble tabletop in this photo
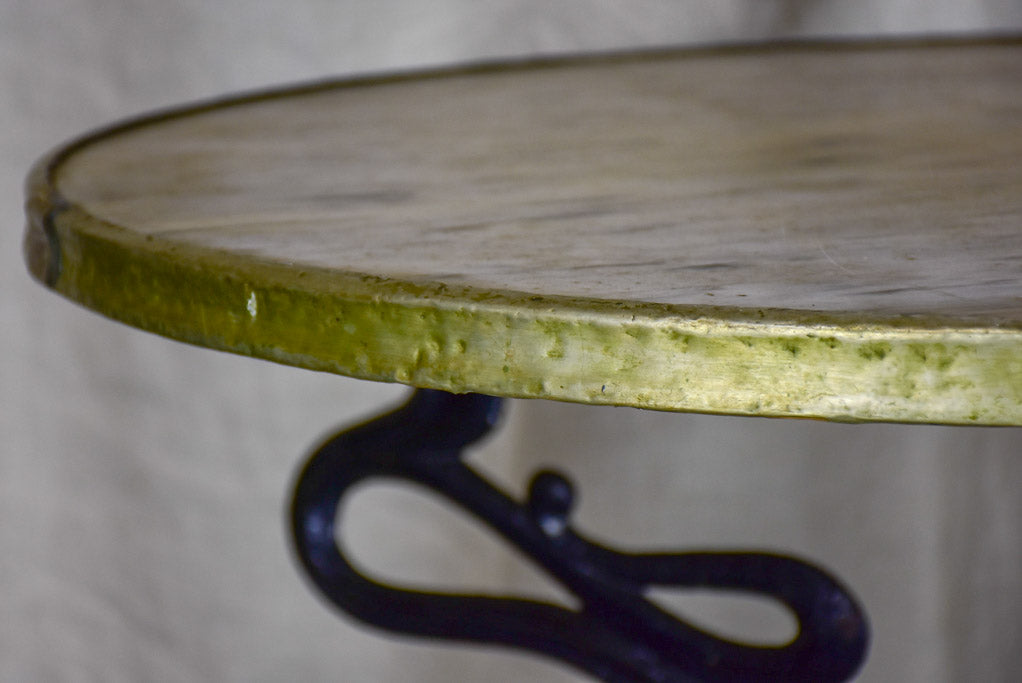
[25,38,1022,424]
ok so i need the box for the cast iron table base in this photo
[291,389,869,682]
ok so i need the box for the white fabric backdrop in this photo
[4,2,1022,681]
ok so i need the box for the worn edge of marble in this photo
[24,37,1022,426]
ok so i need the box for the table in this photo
[24,37,1022,682]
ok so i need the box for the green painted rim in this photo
[24,39,1022,426]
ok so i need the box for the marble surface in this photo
[52,40,1022,320]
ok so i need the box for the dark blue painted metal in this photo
[290,389,869,682]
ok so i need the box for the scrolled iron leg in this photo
[290,389,869,682]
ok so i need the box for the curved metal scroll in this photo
[291,389,869,682]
